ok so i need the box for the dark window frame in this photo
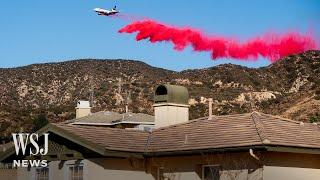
[157,167,164,180]
[202,165,220,180]
[68,164,84,180]
[35,167,49,180]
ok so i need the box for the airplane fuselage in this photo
[94,8,118,16]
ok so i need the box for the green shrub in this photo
[32,114,49,132]
[309,113,320,123]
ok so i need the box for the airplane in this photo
[93,6,119,16]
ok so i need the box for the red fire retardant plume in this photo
[119,20,318,62]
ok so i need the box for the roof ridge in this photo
[250,112,270,145]
[257,112,304,124]
[61,123,150,134]
[71,111,116,121]
[152,113,254,132]
[152,117,209,132]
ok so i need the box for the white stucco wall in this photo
[16,167,29,180]
[16,159,154,180]
[263,166,320,180]
[85,159,153,180]
[154,104,189,128]
[0,169,17,180]
[165,169,262,180]
[11,158,320,180]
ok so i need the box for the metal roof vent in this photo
[153,84,189,128]
[154,84,189,105]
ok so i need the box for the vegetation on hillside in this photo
[0,50,319,139]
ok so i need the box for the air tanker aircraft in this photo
[94,6,119,16]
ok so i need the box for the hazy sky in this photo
[0,0,319,71]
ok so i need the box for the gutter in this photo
[142,145,320,158]
[265,145,320,155]
[143,145,267,157]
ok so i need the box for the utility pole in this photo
[118,77,122,94]
[208,98,213,120]
[125,90,132,113]
[90,89,94,108]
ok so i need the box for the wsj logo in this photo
[12,133,49,167]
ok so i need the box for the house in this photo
[0,84,319,180]
[0,142,16,180]
[69,110,154,130]
[70,100,155,130]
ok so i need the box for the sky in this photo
[0,0,319,71]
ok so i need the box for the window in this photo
[0,163,16,169]
[157,167,164,180]
[69,164,83,180]
[35,167,49,180]
[202,165,220,180]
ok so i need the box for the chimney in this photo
[75,100,91,118]
[125,105,129,114]
[153,84,189,128]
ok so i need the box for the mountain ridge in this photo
[0,50,319,138]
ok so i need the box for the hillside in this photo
[0,50,319,138]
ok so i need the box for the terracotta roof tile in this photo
[52,112,320,154]
[68,111,154,125]
[257,113,320,149]
[146,113,262,152]
[53,124,149,152]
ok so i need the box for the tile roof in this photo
[0,142,14,160]
[254,113,320,149]
[51,112,320,155]
[0,142,13,153]
[53,123,149,152]
[69,111,154,125]
[147,113,263,152]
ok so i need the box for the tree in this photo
[309,112,319,123]
[32,114,49,132]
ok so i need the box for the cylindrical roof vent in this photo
[153,84,189,128]
[154,84,189,105]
